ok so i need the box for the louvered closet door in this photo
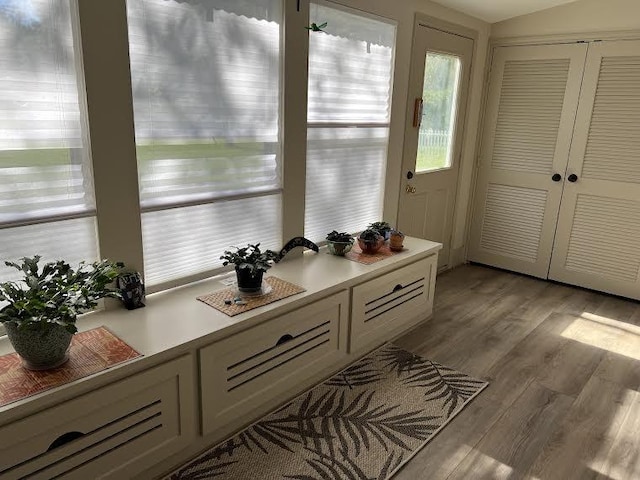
[549,41,640,300]
[469,44,588,278]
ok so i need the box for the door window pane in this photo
[416,52,461,172]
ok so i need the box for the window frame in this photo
[304,0,397,243]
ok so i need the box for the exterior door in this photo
[398,25,473,270]
[549,40,640,300]
[468,44,588,278]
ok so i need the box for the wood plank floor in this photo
[393,264,640,480]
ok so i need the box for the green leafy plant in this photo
[0,256,123,333]
[220,243,280,277]
[359,228,383,243]
[325,231,353,243]
[368,221,392,237]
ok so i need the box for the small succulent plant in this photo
[359,228,383,243]
[326,231,353,243]
[368,221,392,238]
[220,243,280,277]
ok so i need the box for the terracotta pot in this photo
[5,322,73,370]
[389,231,405,251]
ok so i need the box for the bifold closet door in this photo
[549,40,640,300]
[469,44,588,278]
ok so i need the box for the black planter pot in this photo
[235,267,264,293]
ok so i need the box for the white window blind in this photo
[304,2,395,242]
[0,0,97,284]
[127,0,282,287]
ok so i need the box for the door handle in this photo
[567,174,578,183]
[552,173,562,182]
[405,185,416,194]
[413,98,424,128]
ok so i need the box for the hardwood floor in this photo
[394,264,640,480]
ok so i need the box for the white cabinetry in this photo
[198,249,440,443]
[351,256,437,352]
[0,356,195,480]
[0,237,441,480]
[200,291,349,436]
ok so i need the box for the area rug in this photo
[166,344,488,480]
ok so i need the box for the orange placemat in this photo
[197,276,306,317]
[0,326,142,408]
[345,243,405,264]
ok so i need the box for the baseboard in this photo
[449,246,467,269]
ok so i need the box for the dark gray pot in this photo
[5,322,73,370]
[235,267,264,293]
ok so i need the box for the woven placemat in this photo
[197,276,306,317]
[0,326,142,408]
[345,243,404,265]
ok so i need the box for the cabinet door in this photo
[549,41,640,300]
[200,291,348,438]
[469,44,587,277]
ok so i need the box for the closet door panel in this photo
[469,44,588,277]
[550,41,640,299]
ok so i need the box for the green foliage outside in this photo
[416,146,449,172]
[415,52,458,173]
[0,142,265,168]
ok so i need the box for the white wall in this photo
[335,0,490,265]
[492,0,640,38]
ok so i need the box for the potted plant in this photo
[325,230,354,256]
[368,221,393,241]
[389,229,405,251]
[357,228,385,254]
[220,243,280,293]
[0,256,123,370]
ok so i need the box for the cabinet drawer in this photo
[351,255,437,351]
[200,290,348,436]
[0,356,195,480]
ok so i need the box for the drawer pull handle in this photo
[276,334,294,346]
[48,431,85,451]
[393,284,403,292]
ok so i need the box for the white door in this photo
[468,44,588,278]
[398,25,473,270]
[549,40,640,300]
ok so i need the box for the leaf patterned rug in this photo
[167,344,488,480]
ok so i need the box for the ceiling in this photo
[430,0,582,23]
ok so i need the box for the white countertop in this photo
[0,236,441,419]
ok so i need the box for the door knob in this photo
[405,185,416,194]
[552,173,562,182]
[407,171,414,180]
[567,174,578,183]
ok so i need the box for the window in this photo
[416,52,462,172]
[127,0,282,288]
[0,0,98,284]
[304,2,396,242]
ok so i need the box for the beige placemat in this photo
[197,276,306,317]
[0,326,142,408]
[345,243,404,265]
